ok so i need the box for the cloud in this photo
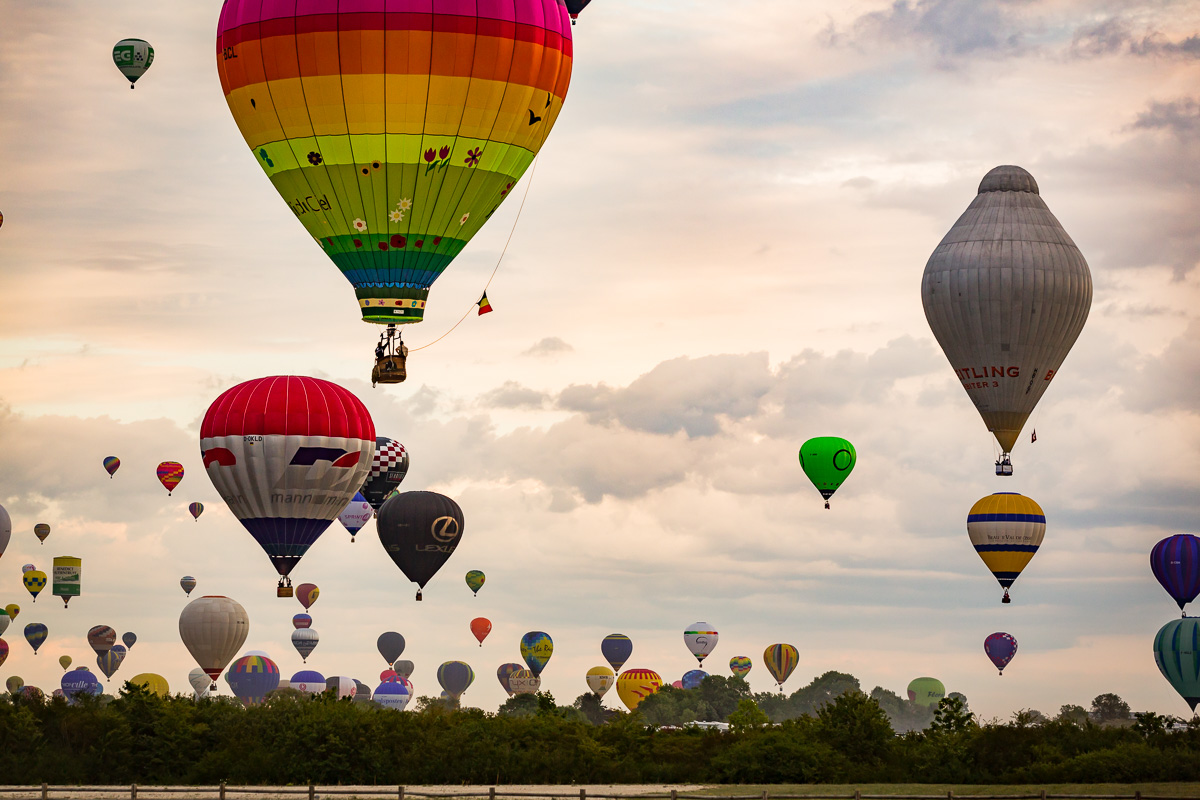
[1122,320,1200,414]
[521,337,575,357]
[1133,97,1200,137]
[1072,18,1200,59]
[478,381,550,410]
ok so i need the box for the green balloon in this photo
[907,677,945,710]
[799,437,856,507]
[465,570,485,596]
[1154,618,1200,712]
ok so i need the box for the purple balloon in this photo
[984,632,1018,675]
[1151,534,1200,614]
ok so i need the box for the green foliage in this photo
[728,698,769,733]
[1091,693,1132,723]
[930,695,977,734]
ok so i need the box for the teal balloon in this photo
[1154,618,1200,712]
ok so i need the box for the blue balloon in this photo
[374,680,412,710]
[227,656,281,706]
[984,632,1018,674]
[1151,534,1200,613]
[290,670,326,693]
[436,660,474,699]
[24,622,47,654]
[60,670,101,702]
[681,669,708,690]
[601,633,633,673]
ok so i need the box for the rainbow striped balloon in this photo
[763,643,798,688]
[156,461,184,495]
[729,655,752,679]
[216,0,574,326]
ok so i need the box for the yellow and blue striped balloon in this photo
[967,492,1045,603]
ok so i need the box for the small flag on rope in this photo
[477,292,493,316]
[1031,429,1037,443]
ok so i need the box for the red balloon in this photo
[470,617,492,646]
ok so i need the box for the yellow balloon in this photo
[586,666,615,698]
[5,604,20,620]
[59,655,72,671]
[616,668,662,712]
[129,673,170,698]
[23,570,47,601]
[967,492,1046,604]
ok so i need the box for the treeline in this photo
[1,680,1198,785]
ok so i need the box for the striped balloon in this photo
[227,655,281,706]
[729,656,752,679]
[615,668,662,711]
[1153,618,1200,712]
[984,632,1018,675]
[496,662,523,696]
[437,661,475,701]
[967,492,1045,603]
[157,462,184,495]
[763,643,798,688]
[189,502,204,521]
[1151,534,1200,614]
[102,456,121,478]
[24,622,48,654]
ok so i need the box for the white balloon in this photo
[179,596,249,689]
[683,622,719,664]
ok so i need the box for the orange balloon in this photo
[470,617,492,647]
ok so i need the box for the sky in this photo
[0,0,1198,720]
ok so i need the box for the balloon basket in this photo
[277,586,294,598]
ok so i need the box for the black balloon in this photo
[377,631,406,665]
[377,491,464,600]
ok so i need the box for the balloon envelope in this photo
[6,675,23,694]
[200,376,375,580]
[465,570,486,595]
[23,570,47,599]
[215,3,574,326]
[1154,618,1200,712]
[729,656,752,678]
[189,502,204,520]
[0,639,7,669]
[520,631,554,676]
[799,437,856,505]
[296,584,320,610]
[497,662,523,696]
[377,491,464,598]
[61,670,101,702]
[25,623,47,653]
[293,613,312,630]
[326,675,357,699]
[601,633,633,673]
[338,493,373,539]
[921,165,1092,457]
[157,462,184,495]
[437,661,475,700]
[291,670,326,694]
[393,659,415,680]
[129,673,170,698]
[984,632,1018,675]
[0,610,8,638]
[616,668,662,711]
[58,655,72,671]
[292,629,319,662]
[907,677,946,709]
[361,439,410,511]
[112,38,154,87]
[87,626,117,656]
[179,596,249,683]
[377,632,406,665]
[968,492,1046,602]
[374,680,412,711]
[681,669,708,690]
[683,622,718,664]
[180,576,197,596]
[470,617,492,645]
[586,666,615,698]
[102,456,120,477]
[227,655,281,706]
[4,604,18,621]
[1151,534,1200,612]
[122,632,137,650]
[763,643,798,687]
[188,668,211,696]
[97,649,125,680]
[34,523,50,543]
[508,668,541,695]
[0,503,10,558]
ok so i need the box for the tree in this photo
[727,698,769,733]
[1090,693,1131,723]
[1010,708,1046,727]
[1057,703,1089,725]
[929,695,976,734]
[572,693,609,725]
[815,690,894,765]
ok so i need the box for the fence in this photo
[0,788,1197,800]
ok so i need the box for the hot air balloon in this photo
[352,679,373,705]
[189,502,204,521]
[601,633,633,673]
[1154,618,1200,712]
[437,661,475,703]
[61,670,101,701]
[763,643,798,689]
[34,523,50,544]
[729,656,752,679]
[496,663,522,696]
[509,668,541,695]
[681,669,708,690]
[157,462,184,495]
[59,655,72,671]
[1151,534,1200,615]
[798,437,856,509]
[122,632,137,650]
[296,584,320,610]
[616,668,662,711]
[683,622,718,665]
[22,686,45,702]
[188,668,211,697]
[0,639,7,669]
[180,576,197,597]
[907,677,946,709]
[52,556,81,606]
[24,622,47,654]
[227,655,281,706]
[326,675,358,700]
[200,376,375,595]
[6,604,20,621]
[338,493,373,542]
[292,629,319,662]
[465,570,486,596]
[87,626,117,656]
[968,492,1045,603]
[23,570,47,601]
[374,679,412,711]
[586,666,615,698]
[215,2,575,382]
[0,503,10,559]
[984,632,1018,675]
[0,609,9,638]
[361,439,410,511]
[377,632,406,665]
[112,38,154,88]
[6,676,23,694]
[103,456,121,478]
[97,646,126,681]
[291,670,326,694]
[21,564,34,573]
[521,631,553,676]
[393,659,415,680]
[179,595,249,690]
[293,614,312,630]
[470,617,492,646]
[377,491,464,600]
[921,166,1092,475]
[380,669,400,683]
[129,673,170,698]
[565,0,591,24]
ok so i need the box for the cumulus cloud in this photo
[1071,17,1200,59]
[1133,97,1200,137]
[521,337,574,357]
